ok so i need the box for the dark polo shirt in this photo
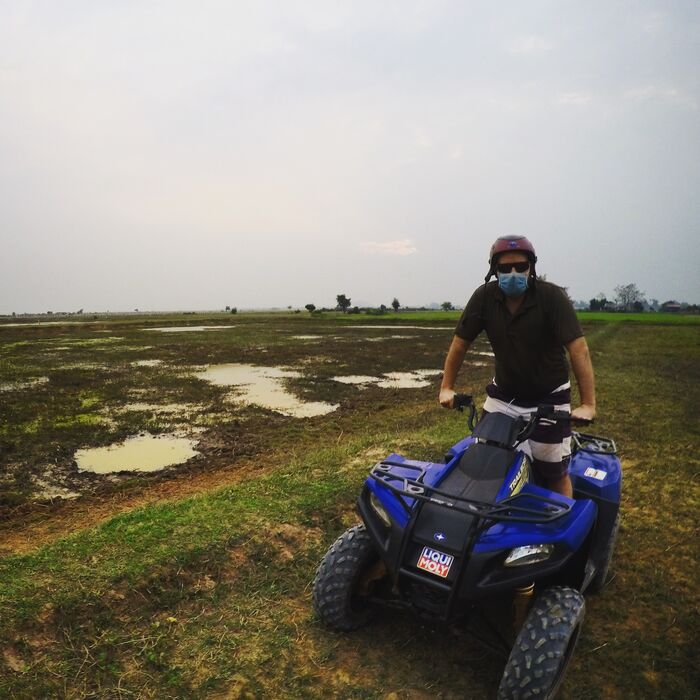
[455,280,583,401]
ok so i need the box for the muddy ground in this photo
[1,312,698,699]
[0,313,491,546]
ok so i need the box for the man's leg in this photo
[544,473,573,498]
[482,382,573,497]
[529,422,573,498]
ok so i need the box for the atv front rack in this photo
[370,460,572,524]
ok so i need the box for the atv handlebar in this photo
[453,393,478,432]
[452,395,592,443]
[534,405,594,425]
[515,405,593,447]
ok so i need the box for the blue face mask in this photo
[498,271,529,297]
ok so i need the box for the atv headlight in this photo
[504,544,553,567]
[369,491,392,527]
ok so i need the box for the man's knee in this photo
[544,473,573,498]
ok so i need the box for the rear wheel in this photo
[589,512,620,593]
[498,586,585,700]
[312,524,382,631]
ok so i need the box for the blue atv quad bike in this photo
[313,395,621,699]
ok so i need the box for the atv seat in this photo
[412,443,514,553]
[471,411,522,448]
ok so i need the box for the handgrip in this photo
[453,393,478,432]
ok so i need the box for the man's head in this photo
[486,235,538,293]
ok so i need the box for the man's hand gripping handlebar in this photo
[453,393,478,432]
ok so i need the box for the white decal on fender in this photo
[584,466,607,481]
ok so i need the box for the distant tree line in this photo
[292,294,464,316]
[584,283,698,313]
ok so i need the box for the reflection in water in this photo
[75,433,199,474]
[196,363,338,418]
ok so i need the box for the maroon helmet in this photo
[486,235,538,282]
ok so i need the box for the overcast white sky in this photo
[1,0,699,313]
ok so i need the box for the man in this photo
[439,235,596,498]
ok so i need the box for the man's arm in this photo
[439,335,471,408]
[566,336,596,420]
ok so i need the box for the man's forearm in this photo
[567,337,596,407]
[441,336,470,390]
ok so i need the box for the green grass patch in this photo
[0,312,698,698]
[577,311,699,324]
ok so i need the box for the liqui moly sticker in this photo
[584,467,607,481]
[416,547,454,579]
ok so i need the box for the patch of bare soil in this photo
[0,452,273,556]
[262,523,323,563]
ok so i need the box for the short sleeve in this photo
[455,285,486,341]
[550,285,583,345]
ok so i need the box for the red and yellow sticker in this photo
[416,547,454,578]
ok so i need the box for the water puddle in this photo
[332,369,441,389]
[291,335,322,340]
[120,402,202,415]
[131,359,163,367]
[332,375,382,385]
[0,321,100,327]
[54,337,124,346]
[0,377,49,392]
[195,363,338,418]
[145,325,236,333]
[362,335,418,342]
[376,371,439,388]
[347,325,452,331]
[75,433,199,474]
[59,362,108,370]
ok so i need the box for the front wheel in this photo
[312,524,382,631]
[498,586,585,700]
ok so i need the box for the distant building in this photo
[661,300,682,313]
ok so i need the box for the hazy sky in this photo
[2,1,699,313]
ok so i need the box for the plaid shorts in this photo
[482,381,572,480]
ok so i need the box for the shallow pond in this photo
[347,325,452,331]
[195,363,338,418]
[75,433,199,474]
[331,369,441,389]
[120,402,202,415]
[145,326,236,333]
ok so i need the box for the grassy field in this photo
[0,312,698,698]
